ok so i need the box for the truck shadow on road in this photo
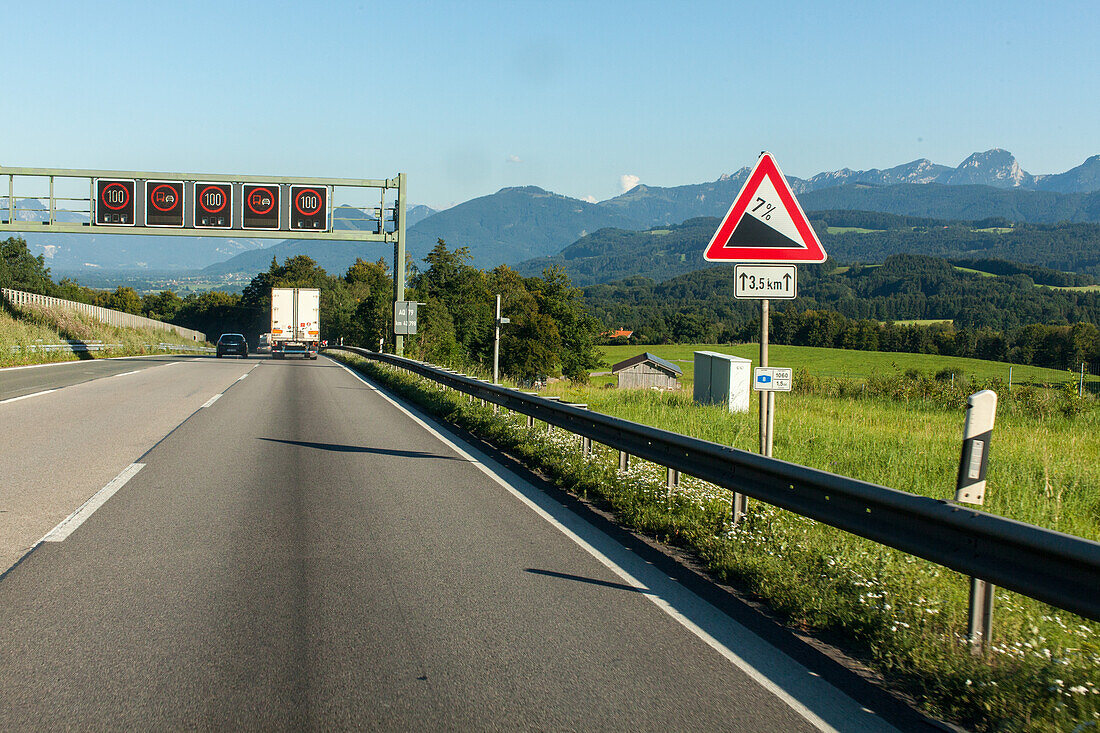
[258,437,467,461]
[524,568,648,594]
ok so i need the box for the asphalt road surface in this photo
[0,354,919,731]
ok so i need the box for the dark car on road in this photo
[216,333,249,358]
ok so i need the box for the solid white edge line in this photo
[201,393,222,408]
[0,389,56,405]
[0,352,184,372]
[114,370,141,377]
[328,356,837,733]
[42,463,145,542]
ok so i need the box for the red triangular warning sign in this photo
[704,153,827,263]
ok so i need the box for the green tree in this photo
[107,286,143,315]
[0,237,53,294]
[527,266,603,382]
[141,290,183,322]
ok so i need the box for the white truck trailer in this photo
[270,287,321,359]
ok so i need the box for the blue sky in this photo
[4,0,1098,209]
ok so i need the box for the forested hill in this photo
[517,212,1100,285]
[582,253,1100,343]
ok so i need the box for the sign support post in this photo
[492,294,510,385]
[394,173,408,356]
[759,298,769,455]
[494,294,502,384]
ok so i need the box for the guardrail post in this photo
[522,392,537,428]
[954,390,998,657]
[666,467,679,501]
[543,396,561,433]
[732,492,748,525]
[619,451,629,471]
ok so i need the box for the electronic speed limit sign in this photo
[194,182,232,228]
[95,179,136,226]
[242,184,280,229]
[290,185,328,230]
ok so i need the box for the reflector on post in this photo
[955,390,997,505]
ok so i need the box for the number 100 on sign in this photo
[734,264,797,299]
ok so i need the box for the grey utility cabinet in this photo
[693,351,752,412]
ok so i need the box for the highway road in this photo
[0,354,929,731]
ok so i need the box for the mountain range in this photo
[405,149,1100,267]
[5,149,1100,276]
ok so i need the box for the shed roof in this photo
[611,352,683,376]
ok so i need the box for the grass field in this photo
[953,266,997,277]
[825,226,882,234]
[595,343,1094,390]
[890,318,954,326]
[331,350,1100,732]
[0,304,209,366]
[1049,284,1100,293]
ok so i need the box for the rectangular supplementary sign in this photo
[754,367,793,391]
[394,301,418,335]
[734,264,797,299]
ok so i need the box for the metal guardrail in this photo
[2,287,206,341]
[8,341,216,354]
[333,346,1100,621]
[8,341,120,353]
[152,343,217,353]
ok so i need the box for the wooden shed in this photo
[611,352,683,390]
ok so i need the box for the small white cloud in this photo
[506,154,522,164]
[582,194,597,203]
[620,174,640,193]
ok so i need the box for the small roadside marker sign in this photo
[754,367,792,391]
[704,152,827,263]
[735,264,797,299]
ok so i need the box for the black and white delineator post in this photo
[954,389,998,655]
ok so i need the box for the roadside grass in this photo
[329,348,1100,733]
[0,304,209,367]
[595,343,1095,392]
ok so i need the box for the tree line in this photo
[1,236,602,382]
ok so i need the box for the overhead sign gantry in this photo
[1,165,412,354]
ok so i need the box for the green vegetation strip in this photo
[0,304,209,367]
[330,349,1099,733]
